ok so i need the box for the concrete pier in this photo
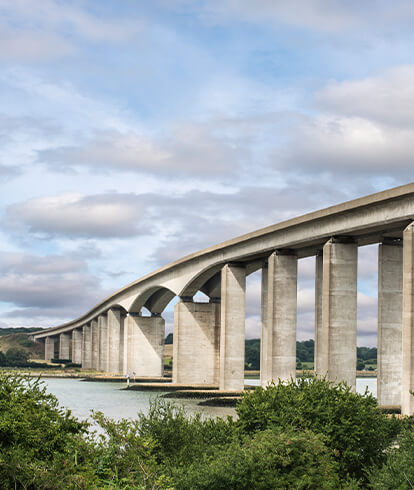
[45,337,55,361]
[72,329,82,364]
[59,333,70,360]
[98,315,108,371]
[263,251,297,384]
[82,324,92,369]
[314,252,323,375]
[219,263,246,391]
[107,308,122,373]
[260,264,268,386]
[322,239,358,390]
[402,223,414,415]
[378,241,403,407]
[91,320,99,370]
[173,300,220,384]
[127,313,165,377]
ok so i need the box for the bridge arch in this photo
[128,285,176,314]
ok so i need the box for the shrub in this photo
[0,374,86,488]
[369,426,414,489]
[236,377,401,481]
[176,428,342,489]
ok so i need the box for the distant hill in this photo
[0,328,45,359]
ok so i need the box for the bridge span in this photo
[33,183,414,414]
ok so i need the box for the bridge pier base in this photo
[59,333,70,360]
[72,329,82,364]
[125,313,165,377]
[314,252,324,375]
[107,308,123,373]
[45,337,55,361]
[378,241,402,407]
[261,251,297,385]
[91,320,100,370]
[173,300,220,384]
[82,324,92,369]
[98,315,108,371]
[219,263,246,391]
[402,223,414,415]
[322,239,358,390]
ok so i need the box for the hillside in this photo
[0,328,44,360]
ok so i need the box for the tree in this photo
[369,428,414,489]
[176,428,341,489]
[5,347,29,366]
[0,374,86,488]
[236,377,400,482]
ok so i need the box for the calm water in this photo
[41,377,377,422]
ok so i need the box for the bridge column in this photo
[260,263,268,386]
[72,329,82,364]
[98,315,108,371]
[378,241,402,407]
[127,313,165,377]
[220,263,246,391]
[91,319,100,370]
[107,308,123,374]
[322,238,357,390]
[402,223,414,414]
[82,324,92,369]
[262,251,298,385]
[173,299,220,384]
[59,333,70,360]
[45,337,55,361]
[314,251,324,375]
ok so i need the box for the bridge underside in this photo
[32,184,414,414]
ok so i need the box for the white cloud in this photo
[5,193,149,239]
[36,123,247,177]
[315,66,414,127]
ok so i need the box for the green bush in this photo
[236,377,401,482]
[369,427,414,489]
[135,398,235,468]
[0,374,86,488]
[176,428,342,489]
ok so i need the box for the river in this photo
[41,377,377,422]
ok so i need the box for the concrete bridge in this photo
[32,183,414,414]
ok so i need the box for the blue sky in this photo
[1,1,414,346]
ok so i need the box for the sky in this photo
[1,0,414,347]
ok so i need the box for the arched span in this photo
[128,286,176,314]
[179,260,264,299]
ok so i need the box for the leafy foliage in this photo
[176,428,342,490]
[236,377,400,482]
[0,373,86,488]
[368,426,414,489]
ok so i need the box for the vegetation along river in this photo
[42,377,377,422]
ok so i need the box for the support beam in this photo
[173,301,220,384]
[98,315,108,371]
[262,251,298,384]
[127,313,165,377]
[59,333,70,360]
[260,263,268,386]
[314,251,323,375]
[45,337,55,361]
[107,308,122,374]
[378,242,403,407]
[82,324,92,369]
[322,239,358,390]
[72,329,82,364]
[219,263,246,391]
[91,319,99,370]
[402,223,414,414]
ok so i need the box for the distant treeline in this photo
[165,334,378,371]
[0,327,40,336]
